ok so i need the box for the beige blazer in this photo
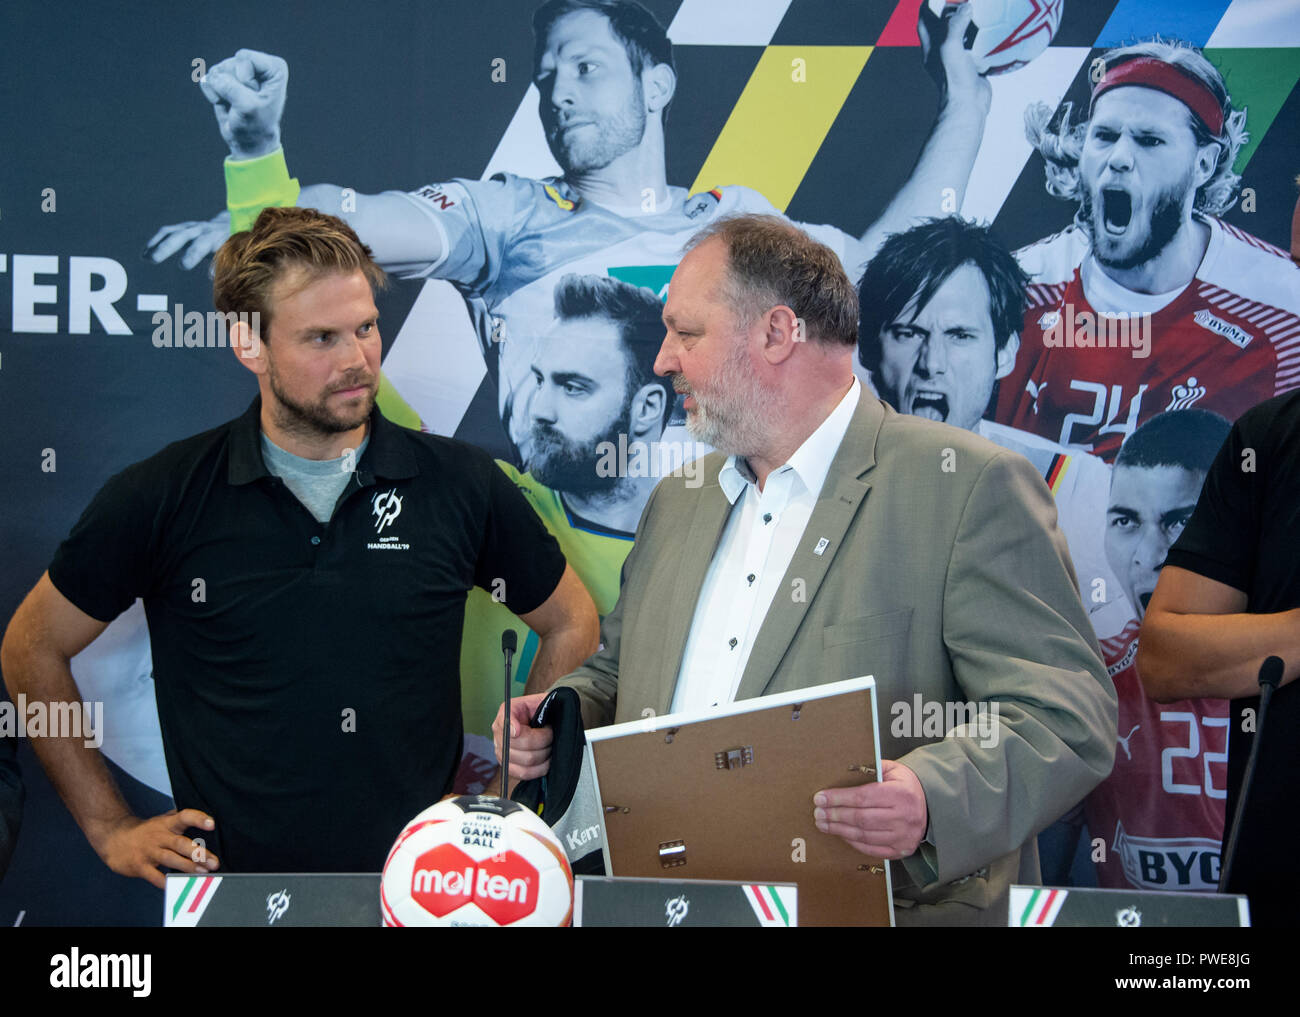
[557,395,1116,923]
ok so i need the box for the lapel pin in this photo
[813,537,829,556]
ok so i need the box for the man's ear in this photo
[995,332,1021,379]
[230,319,267,376]
[630,381,667,439]
[1194,141,1220,190]
[763,304,801,364]
[644,62,676,115]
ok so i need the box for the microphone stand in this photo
[500,630,517,800]
[1218,655,1284,893]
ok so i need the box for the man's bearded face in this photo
[674,332,775,458]
[1079,88,1207,271]
[525,313,638,497]
[528,404,632,496]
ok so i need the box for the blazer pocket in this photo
[822,608,913,649]
[820,609,913,688]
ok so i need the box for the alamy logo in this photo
[151,304,260,352]
[0,694,102,748]
[372,489,402,533]
[594,436,706,488]
[50,949,151,997]
[890,694,999,748]
[1040,302,1151,359]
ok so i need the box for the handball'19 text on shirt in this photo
[48,398,566,872]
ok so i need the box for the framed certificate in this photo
[585,676,893,926]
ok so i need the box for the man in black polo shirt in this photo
[1140,391,1300,925]
[1,207,599,883]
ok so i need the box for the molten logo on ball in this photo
[382,796,574,926]
[410,844,539,924]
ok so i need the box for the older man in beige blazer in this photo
[497,214,1116,925]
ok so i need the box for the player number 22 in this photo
[1160,711,1228,799]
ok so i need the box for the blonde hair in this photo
[213,206,387,338]
[1024,39,1248,218]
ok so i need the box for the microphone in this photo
[500,630,518,799]
[1218,655,1284,894]
[1258,654,1284,690]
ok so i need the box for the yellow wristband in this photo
[224,148,301,234]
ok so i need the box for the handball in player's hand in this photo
[926,0,1063,76]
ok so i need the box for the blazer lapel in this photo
[734,396,886,701]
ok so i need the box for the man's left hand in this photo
[813,760,928,859]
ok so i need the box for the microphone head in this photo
[1260,655,1284,689]
[502,629,518,654]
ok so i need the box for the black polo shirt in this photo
[49,398,566,872]
[1165,391,1300,926]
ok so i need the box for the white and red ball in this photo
[381,795,574,927]
[929,0,1064,75]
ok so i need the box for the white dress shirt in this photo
[669,378,862,714]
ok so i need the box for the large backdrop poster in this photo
[2,0,1298,924]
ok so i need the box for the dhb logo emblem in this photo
[266,889,291,925]
[372,489,403,534]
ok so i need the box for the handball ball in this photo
[928,0,1064,75]
[381,795,574,927]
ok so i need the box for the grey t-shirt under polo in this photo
[260,433,370,522]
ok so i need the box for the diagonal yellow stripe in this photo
[690,46,872,212]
